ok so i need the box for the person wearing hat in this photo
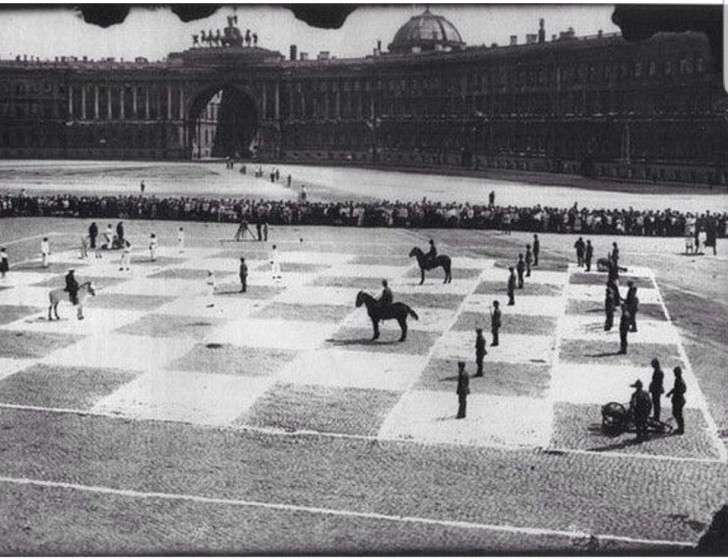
[64,269,79,306]
[507,267,516,306]
[625,281,639,332]
[40,237,51,268]
[377,279,393,310]
[666,366,687,435]
[648,358,665,422]
[149,233,158,262]
[426,239,437,269]
[456,361,470,419]
[524,244,533,277]
[490,300,501,347]
[516,254,526,288]
[532,234,540,267]
[584,239,594,272]
[0,247,8,280]
[574,237,586,267]
[618,303,632,354]
[239,257,248,293]
[474,328,486,377]
[629,379,652,442]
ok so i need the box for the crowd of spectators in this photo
[1,191,725,240]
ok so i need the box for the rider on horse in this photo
[426,239,437,269]
[378,279,393,310]
[65,269,79,305]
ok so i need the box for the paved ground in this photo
[1,217,727,553]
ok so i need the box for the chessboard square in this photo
[0,330,83,359]
[215,282,283,300]
[156,295,263,319]
[518,270,567,286]
[566,284,663,305]
[93,369,273,426]
[436,332,553,364]
[565,299,668,321]
[379,391,552,448]
[350,255,411,266]
[622,266,655,278]
[2,308,144,337]
[396,292,465,310]
[549,402,722,460]
[403,267,484,280]
[0,272,52,287]
[177,256,255,273]
[30,274,128,290]
[252,302,351,323]
[278,251,353,265]
[128,255,187,268]
[560,315,678,344]
[89,293,175,311]
[310,276,384,290]
[342,306,456,333]
[166,343,298,377]
[474,281,562,297]
[246,271,319,288]
[279,349,426,391]
[239,383,400,437]
[44,335,191,371]
[496,260,569,272]
[0,364,138,410]
[11,261,87,274]
[326,327,440,356]
[116,313,227,339]
[153,246,210,260]
[207,319,339,351]
[210,248,272,261]
[569,273,654,289]
[320,264,408,279]
[462,295,562,317]
[0,358,36,382]
[0,286,54,307]
[147,268,234,281]
[103,278,204,297]
[0,305,43,325]
[390,277,478,296]
[450,257,494,269]
[253,262,329,275]
[451,311,557,336]
[273,286,359,306]
[559,339,684,369]
[415,359,551,398]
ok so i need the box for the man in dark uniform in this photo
[618,303,632,354]
[425,239,437,269]
[625,281,639,332]
[607,253,619,283]
[456,361,470,419]
[611,242,620,267]
[666,366,687,434]
[488,190,495,207]
[490,300,501,346]
[256,218,263,242]
[648,358,665,422]
[64,269,79,306]
[584,239,593,272]
[516,254,525,288]
[239,257,248,293]
[116,221,125,244]
[629,379,652,442]
[474,328,486,377]
[378,279,393,310]
[507,267,516,306]
[604,284,616,331]
[574,237,586,267]
[525,244,532,277]
[88,222,98,250]
[533,234,540,267]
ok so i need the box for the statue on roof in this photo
[222,14,243,47]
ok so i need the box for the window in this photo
[634,62,642,77]
[696,57,704,73]
[649,61,656,76]
[664,60,672,75]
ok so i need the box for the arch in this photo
[186,83,259,160]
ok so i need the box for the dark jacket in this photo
[491,308,502,330]
[507,274,516,293]
[476,334,486,356]
[456,371,470,395]
[630,388,652,419]
[239,262,248,277]
[379,287,393,307]
[649,368,664,395]
[65,272,79,293]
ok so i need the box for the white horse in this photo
[48,281,96,321]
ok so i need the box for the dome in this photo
[388,9,465,54]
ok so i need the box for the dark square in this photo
[350,255,411,266]
[215,283,283,299]
[167,343,298,377]
[559,339,684,369]
[325,327,440,355]
[569,273,654,289]
[0,364,138,410]
[31,274,128,290]
[89,293,175,311]
[550,402,722,460]
[495,260,569,272]
[253,262,329,274]
[397,292,466,310]
[147,268,234,281]
[210,248,273,261]
[452,311,557,336]
[11,261,84,274]
[0,331,83,359]
[311,276,384,290]
[566,299,667,321]
[115,314,226,339]
[239,383,400,436]
[415,358,551,398]
[404,267,483,279]
[474,281,562,297]
[0,305,43,325]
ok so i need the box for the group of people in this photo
[629,359,687,441]
[1,191,724,244]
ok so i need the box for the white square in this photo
[279,251,353,266]
[565,284,662,305]
[43,334,191,371]
[436,331,554,364]
[279,349,426,391]
[155,295,263,319]
[92,369,273,426]
[0,308,144,337]
[0,286,55,307]
[320,264,408,278]
[390,277,478,295]
[461,294,562,317]
[450,257,494,269]
[526,270,568,286]
[103,277,206,297]
[560,315,678,344]
[0,357,34,381]
[273,286,360,307]
[378,391,552,448]
[342,306,456,332]
[205,318,339,351]
[0,272,52,288]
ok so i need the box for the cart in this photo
[601,402,674,435]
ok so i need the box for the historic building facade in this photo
[0,10,726,184]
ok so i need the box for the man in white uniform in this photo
[149,233,158,262]
[40,237,50,268]
[177,227,185,254]
[119,239,132,271]
[270,244,282,284]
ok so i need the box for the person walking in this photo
[629,379,652,442]
[177,227,185,254]
[625,281,639,332]
[474,328,486,377]
[40,237,50,268]
[516,254,525,288]
[648,358,665,422]
[525,244,532,277]
[666,366,687,434]
[456,361,470,419]
[88,222,98,249]
[490,300,501,346]
[239,257,248,293]
[618,303,631,354]
[533,234,540,267]
[0,247,9,280]
[149,233,158,262]
[574,237,586,267]
[584,240,593,272]
[507,267,516,305]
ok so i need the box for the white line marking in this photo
[2,232,63,248]
[0,474,695,548]
[650,270,728,462]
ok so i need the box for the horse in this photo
[48,281,96,321]
[409,247,452,284]
[355,291,419,342]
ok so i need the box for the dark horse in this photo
[356,291,419,342]
[409,247,452,284]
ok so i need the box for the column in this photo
[68,86,73,119]
[107,86,112,120]
[179,87,184,120]
[262,82,267,120]
[145,87,150,120]
[132,86,138,119]
[167,85,172,120]
[81,85,86,120]
[94,86,99,119]
[120,86,125,120]
[274,82,280,120]
[335,89,340,119]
